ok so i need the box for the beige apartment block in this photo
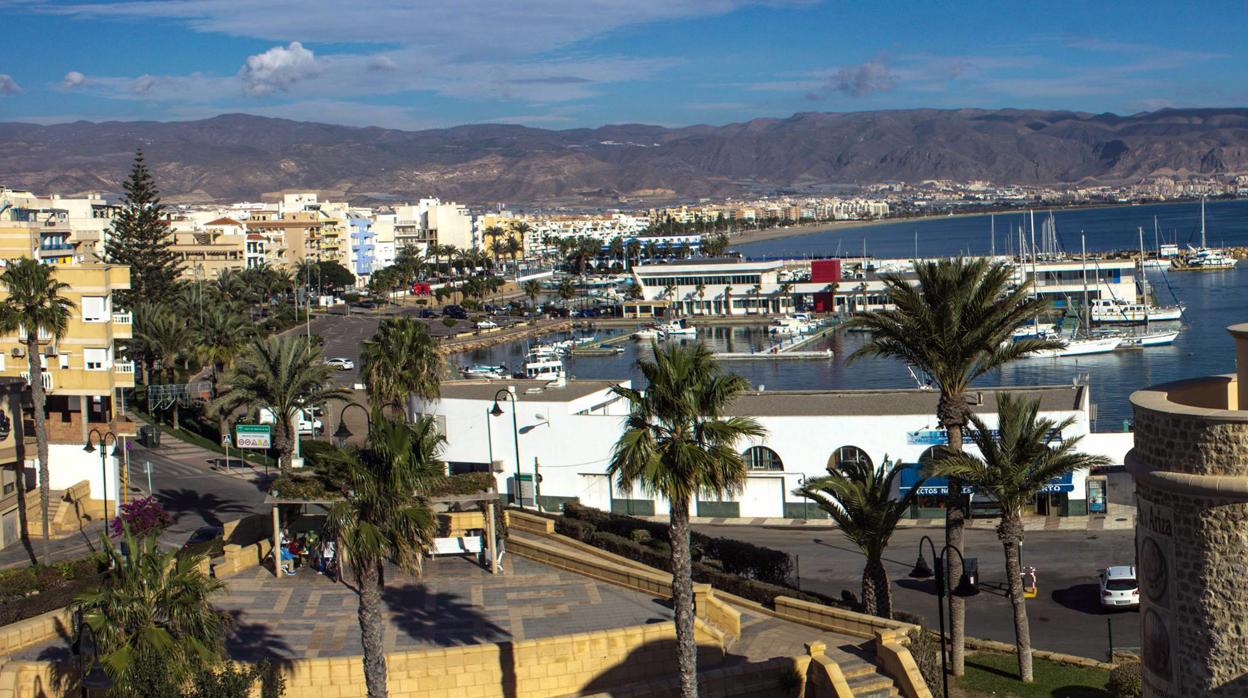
[246,211,324,265]
[172,217,248,278]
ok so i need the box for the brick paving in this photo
[218,555,674,660]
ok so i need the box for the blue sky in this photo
[0,1,1244,130]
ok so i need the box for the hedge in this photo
[0,556,106,627]
[552,506,841,610]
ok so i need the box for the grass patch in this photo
[130,408,274,468]
[956,652,1110,697]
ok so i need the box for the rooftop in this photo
[634,258,782,274]
[436,379,625,403]
[728,384,1087,417]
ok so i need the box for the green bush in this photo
[554,517,596,542]
[703,536,792,586]
[441,317,458,328]
[0,555,107,626]
[424,472,496,498]
[629,529,652,545]
[1108,662,1142,698]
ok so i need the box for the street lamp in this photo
[332,402,372,446]
[490,387,532,509]
[83,429,117,522]
[75,619,113,695]
[910,535,979,698]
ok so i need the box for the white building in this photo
[393,199,473,253]
[631,259,796,316]
[413,380,1098,518]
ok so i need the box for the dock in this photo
[712,322,836,360]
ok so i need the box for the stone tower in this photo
[1128,323,1248,696]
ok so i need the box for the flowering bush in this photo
[109,496,172,538]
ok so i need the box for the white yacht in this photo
[1088,298,1184,324]
[1030,335,1123,358]
[656,319,697,336]
[522,347,564,381]
[632,326,664,340]
[1175,199,1236,270]
[1119,329,1181,348]
[768,313,817,336]
[461,364,509,380]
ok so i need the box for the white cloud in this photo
[0,74,21,95]
[62,71,87,88]
[239,41,321,96]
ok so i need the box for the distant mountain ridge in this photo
[3,108,1248,206]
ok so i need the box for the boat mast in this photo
[1081,233,1089,336]
[1200,197,1208,249]
[990,214,996,257]
[1138,226,1149,313]
[1029,209,1038,295]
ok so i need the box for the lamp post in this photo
[83,429,117,522]
[910,534,979,698]
[332,402,372,446]
[75,619,113,696]
[490,387,529,509]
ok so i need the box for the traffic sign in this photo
[235,424,272,449]
[222,434,233,448]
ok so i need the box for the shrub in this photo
[0,555,106,626]
[1108,662,1142,698]
[554,517,596,542]
[702,536,792,586]
[424,472,496,498]
[109,496,173,538]
[629,529,652,545]
[441,317,458,328]
[907,629,945,698]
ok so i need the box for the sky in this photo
[0,1,1244,131]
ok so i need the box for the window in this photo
[743,446,783,471]
[83,348,108,371]
[58,354,69,370]
[829,446,872,472]
[81,296,108,323]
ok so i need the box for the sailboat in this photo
[1089,227,1185,324]
[1175,198,1236,270]
[1029,235,1122,358]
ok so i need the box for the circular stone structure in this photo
[1127,323,1248,696]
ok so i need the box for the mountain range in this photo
[3,108,1248,206]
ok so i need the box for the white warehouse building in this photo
[412,379,1103,520]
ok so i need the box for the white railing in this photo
[19,372,53,390]
[113,361,135,375]
[112,312,133,326]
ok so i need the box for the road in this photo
[695,523,1139,661]
[0,441,270,568]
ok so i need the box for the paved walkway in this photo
[645,503,1137,532]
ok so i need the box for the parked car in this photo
[1099,565,1139,609]
[475,319,499,330]
[418,309,437,318]
[442,304,468,320]
[180,525,225,560]
[324,357,355,370]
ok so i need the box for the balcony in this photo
[113,361,135,375]
[112,312,133,326]
[19,371,53,391]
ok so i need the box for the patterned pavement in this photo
[217,555,674,660]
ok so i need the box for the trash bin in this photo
[963,557,979,591]
[137,425,152,447]
[150,426,161,447]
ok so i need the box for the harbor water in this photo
[462,199,1248,429]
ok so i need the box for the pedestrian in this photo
[322,539,336,581]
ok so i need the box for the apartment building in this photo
[170,217,248,278]
[393,199,473,253]
[0,377,32,552]
[0,261,135,521]
[246,212,323,265]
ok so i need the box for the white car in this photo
[476,320,499,330]
[258,407,323,436]
[1099,565,1139,609]
[325,357,354,370]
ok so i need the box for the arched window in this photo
[743,446,783,471]
[828,446,873,472]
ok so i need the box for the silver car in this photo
[325,357,354,370]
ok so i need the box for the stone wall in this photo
[1130,377,1248,697]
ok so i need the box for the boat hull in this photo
[1031,336,1123,358]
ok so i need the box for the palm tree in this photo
[845,257,1058,674]
[361,317,443,410]
[326,413,440,698]
[929,394,1109,682]
[557,277,577,304]
[510,221,531,258]
[522,279,542,307]
[777,281,794,314]
[212,336,349,471]
[695,283,706,315]
[750,282,762,315]
[483,225,504,258]
[723,285,733,316]
[609,342,764,698]
[0,259,73,563]
[74,528,229,694]
[196,305,255,437]
[139,307,194,429]
[795,458,922,618]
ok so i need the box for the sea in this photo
[463,199,1248,430]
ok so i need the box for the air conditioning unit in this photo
[44,345,57,357]
[10,347,23,358]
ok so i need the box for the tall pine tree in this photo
[104,151,181,306]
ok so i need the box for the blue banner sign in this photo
[896,462,1074,496]
[906,429,1063,446]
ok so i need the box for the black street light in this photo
[911,534,979,698]
[83,429,117,522]
[75,620,113,695]
[490,387,531,509]
[333,402,372,446]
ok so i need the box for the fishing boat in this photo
[522,347,564,381]
[461,364,509,380]
[1174,199,1236,270]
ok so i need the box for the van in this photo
[258,407,323,436]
